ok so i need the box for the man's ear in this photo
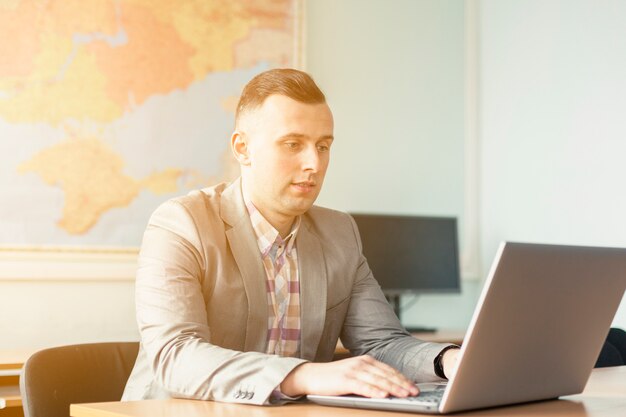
[231,131,251,166]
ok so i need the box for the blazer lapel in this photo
[220,179,268,353]
[297,218,328,361]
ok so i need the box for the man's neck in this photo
[241,181,295,238]
[260,209,294,239]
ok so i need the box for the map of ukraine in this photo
[0,0,297,235]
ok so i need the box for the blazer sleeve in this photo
[338,215,454,383]
[134,199,306,405]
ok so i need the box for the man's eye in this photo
[285,142,299,150]
[317,144,330,152]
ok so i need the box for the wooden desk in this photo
[0,350,35,374]
[0,349,36,417]
[0,387,20,409]
[408,329,465,345]
[70,366,626,417]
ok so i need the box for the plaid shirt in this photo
[246,200,302,357]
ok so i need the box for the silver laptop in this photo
[308,242,626,414]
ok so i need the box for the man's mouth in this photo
[292,181,317,192]
[293,181,316,187]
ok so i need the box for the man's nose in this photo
[301,145,320,172]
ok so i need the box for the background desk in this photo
[0,349,36,417]
[70,366,626,417]
[334,330,465,358]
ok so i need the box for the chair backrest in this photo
[20,342,139,417]
[596,328,626,367]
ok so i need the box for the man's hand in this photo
[441,348,460,380]
[280,355,418,398]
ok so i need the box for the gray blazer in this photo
[122,178,450,405]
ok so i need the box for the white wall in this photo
[479,0,626,328]
[0,252,139,349]
[0,280,137,349]
[307,0,465,222]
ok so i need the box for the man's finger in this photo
[353,368,412,397]
[347,358,418,397]
[346,377,392,398]
[362,358,418,394]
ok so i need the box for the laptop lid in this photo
[440,242,626,413]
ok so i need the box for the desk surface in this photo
[0,349,35,372]
[70,366,626,417]
[0,348,35,411]
[406,330,465,345]
[0,385,21,409]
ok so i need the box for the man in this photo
[122,68,459,405]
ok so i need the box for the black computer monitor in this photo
[350,213,461,329]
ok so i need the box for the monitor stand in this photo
[385,294,437,333]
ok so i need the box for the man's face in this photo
[237,94,334,223]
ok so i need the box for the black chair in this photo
[20,342,139,417]
[595,328,626,368]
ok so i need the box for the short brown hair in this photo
[235,68,326,126]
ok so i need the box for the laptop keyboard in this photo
[389,389,444,404]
